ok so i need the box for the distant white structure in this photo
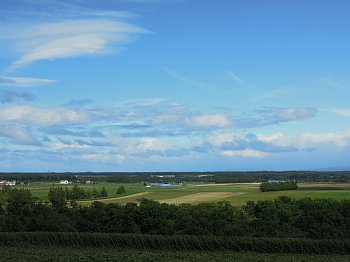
[151,175,175,178]
[0,180,16,186]
[59,180,69,184]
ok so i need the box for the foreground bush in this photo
[0,232,350,254]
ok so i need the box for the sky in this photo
[1,0,350,172]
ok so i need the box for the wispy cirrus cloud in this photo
[163,67,208,88]
[0,0,148,69]
[225,69,243,83]
[326,108,350,118]
[0,76,56,87]
[3,20,147,68]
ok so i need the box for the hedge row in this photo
[0,232,349,254]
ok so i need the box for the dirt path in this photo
[194,183,231,187]
[194,183,260,187]
[159,192,244,204]
[79,192,150,205]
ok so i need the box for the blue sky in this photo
[1,0,350,172]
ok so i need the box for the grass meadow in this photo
[16,181,350,206]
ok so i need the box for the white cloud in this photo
[0,125,39,145]
[0,105,106,125]
[207,131,246,147]
[254,87,293,101]
[2,19,146,68]
[116,154,125,164]
[225,70,243,83]
[80,153,111,162]
[258,130,350,150]
[163,67,207,88]
[50,141,90,150]
[222,149,268,158]
[235,107,318,128]
[186,113,231,128]
[0,76,56,87]
[154,114,181,125]
[130,137,170,153]
[327,108,350,118]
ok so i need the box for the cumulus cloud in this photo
[0,76,56,87]
[0,91,37,103]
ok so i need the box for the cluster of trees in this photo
[49,185,108,205]
[116,186,126,194]
[260,182,298,192]
[1,187,350,239]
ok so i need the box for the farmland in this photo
[1,244,350,262]
[14,181,350,206]
[2,178,350,260]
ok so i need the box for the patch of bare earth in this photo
[79,192,150,205]
[159,192,244,204]
[195,183,260,187]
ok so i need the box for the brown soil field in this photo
[159,192,245,204]
[79,192,150,205]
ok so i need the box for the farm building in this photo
[146,182,182,188]
[267,179,285,183]
[147,182,172,187]
[150,175,175,178]
[0,180,16,186]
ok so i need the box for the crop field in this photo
[1,245,350,262]
[159,192,243,204]
[14,181,350,206]
[0,246,350,262]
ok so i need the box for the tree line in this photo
[1,171,350,183]
[260,181,298,192]
[1,186,350,239]
[49,185,108,205]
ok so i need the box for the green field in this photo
[1,245,350,262]
[15,181,350,206]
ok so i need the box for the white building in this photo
[0,180,16,186]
